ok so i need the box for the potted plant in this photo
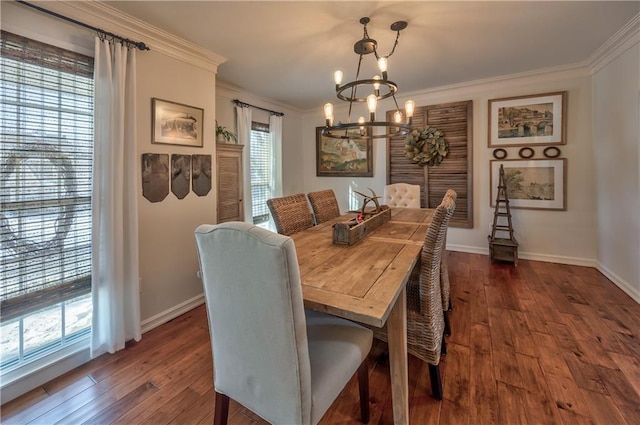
[216,120,238,144]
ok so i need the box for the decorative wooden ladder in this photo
[488,164,519,265]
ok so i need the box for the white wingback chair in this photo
[194,222,372,425]
[384,183,421,208]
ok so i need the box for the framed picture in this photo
[152,98,204,147]
[316,126,373,177]
[490,158,567,210]
[488,91,567,147]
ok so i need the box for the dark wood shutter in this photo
[387,100,473,228]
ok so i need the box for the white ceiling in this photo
[105,1,639,111]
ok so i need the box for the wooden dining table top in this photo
[290,207,434,328]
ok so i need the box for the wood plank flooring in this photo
[2,253,639,424]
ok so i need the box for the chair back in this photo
[444,188,457,202]
[194,222,312,424]
[267,194,314,235]
[439,189,457,310]
[417,197,456,327]
[384,183,421,208]
[307,189,340,224]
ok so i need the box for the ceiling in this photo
[105,1,638,111]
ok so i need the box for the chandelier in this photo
[322,17,415,140]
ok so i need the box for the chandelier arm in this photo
[347,54,365,124]
[322,122,412,140]
[337,79,397,102]
[391,93,401,111]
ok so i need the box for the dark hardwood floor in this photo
[2,252,639,424]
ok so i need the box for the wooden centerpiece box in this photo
[333,189,391,245]
[332,205,391,245]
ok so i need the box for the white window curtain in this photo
[236,105,253,222]
[269,114,283,198]
[91,37,141,357]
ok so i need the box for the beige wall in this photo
[592,40,640,301]
[301,68,599,266]
[136,51,217,323]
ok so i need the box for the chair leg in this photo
[213,391,230,425]
[448,298,453,311]
[444,310,451,337]
[441,333,447,355]
[428,364,443,400]
[357,360,370,424]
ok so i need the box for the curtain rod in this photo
[15,0,150,51]
[233,99,284,117]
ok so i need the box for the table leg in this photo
[387,286,409,424]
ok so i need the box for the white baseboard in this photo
[517,252,598,268]
[597,262,640,304]
[140,293,205,334]
[447,243,488,255]
[448,243,597,267]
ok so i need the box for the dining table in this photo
[290,207,435,425]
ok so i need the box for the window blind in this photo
[0,31,94,322]
[250,121,270,223]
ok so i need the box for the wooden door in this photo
[216,144,244,223]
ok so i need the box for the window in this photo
[0,31,94,374]
[250,121,271,224]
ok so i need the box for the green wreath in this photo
[404,127,448,166]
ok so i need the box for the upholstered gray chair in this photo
[441,189,457,336]
[194,222,372,425]
[307,189,341,224]
[383,183,421,208]
[267,193,314,235]
[369,196,455,400]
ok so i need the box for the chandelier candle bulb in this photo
[394,111,402,124]
[334,70,343,88]
[373,75,381,95]
[405,100,415,118]
[323,102,334,126]
[378,57,388,78]
[367,94,377,121]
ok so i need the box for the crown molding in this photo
[217,80,302,116]
[588,13,639,74]
[386,63,590,107]
[27,1,227,72]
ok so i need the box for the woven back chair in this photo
[370,196,456,400]
[267,194,314,236]
[307,189,340,224]
[440,189,457,336]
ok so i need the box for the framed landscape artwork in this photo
[152,98,204,147]
[316,126,373,177]
[488,91,567,147]
[490,158,567,210]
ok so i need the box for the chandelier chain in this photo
[385,31,402,58]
